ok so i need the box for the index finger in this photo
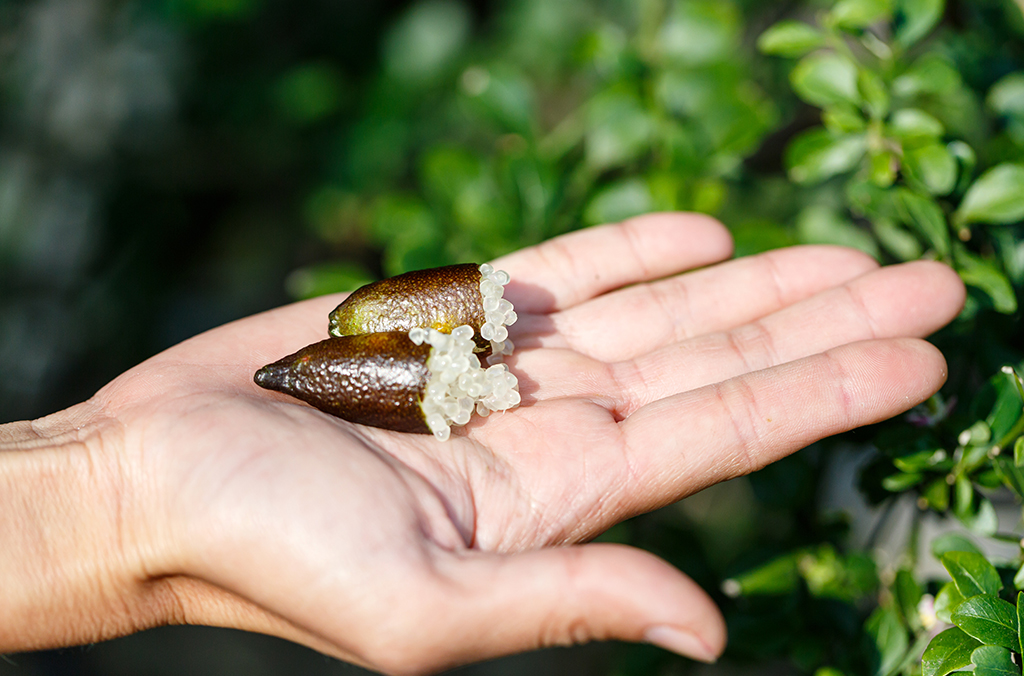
[493,212,734,313]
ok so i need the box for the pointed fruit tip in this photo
[254,362,290,391]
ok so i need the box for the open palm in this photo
[80,213,964,674]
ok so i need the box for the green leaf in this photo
[922,626,982,676]
[957,250,1018,314]
[971,645,1019,676]
[893,54,961,98]
[383,0,470,85]
[905,143,957,195]
[585,89,655,171]
[895,569,924,629]
[1019,591,1024,661]
[872,217,923,260]
[894,0,945,47]
[461,66,536,135]
[893,446,947,472]
[658,0,741,66]
[922,476,950,511]
[824,104,869,134]
[942,551,1003,598]
[1016,436,1024,467]
[790,53,861,108]
[952,595,1020,652]
[933,533,983,558]
[956,164,1024,226]
[583,178,654,226]
[798,546,879,602]
[966,498,999,536]
[722,552,800,596]
[865,606,908,676]
[859,68,890,119]
[815,669,846,676]
[882,471,924,491]
[949,141,978,193]
[887,161,920,201]
[786,130,868,184]
[889,108,945,142]
[894,188,950,257]
[993,456,1024,500]
[1015,563,1024,590]
[830,0,893,29]
[989,73,1024,118]
[796,205,880,257]
[757,20,826,57]
[987,370,1024,443]
[935,581,967,623]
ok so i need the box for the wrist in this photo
[0,404,160,652]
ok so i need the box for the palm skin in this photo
[39,213,964,675]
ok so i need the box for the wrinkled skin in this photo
[1,213,966,675]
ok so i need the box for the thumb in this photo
[407,542,726,672]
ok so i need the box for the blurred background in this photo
[2,0,1024,673]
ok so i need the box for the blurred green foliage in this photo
[3,0,1024,674]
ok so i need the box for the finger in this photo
[621,338,948,506]
[393,544,725,673]
[607,260,964,412]
[537,245,879,360]
[493,212,734,313]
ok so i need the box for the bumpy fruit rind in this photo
[254,332,433,434]
[253,325,520,439]
[328,263,517,358]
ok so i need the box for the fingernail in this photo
[643,625,718,663]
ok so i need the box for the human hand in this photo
[0,212,965,674]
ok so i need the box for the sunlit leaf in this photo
[941,551,1003,598]
[796,204,879,257]
[583,179,654,226]
[971,645,1018,676]
[952,595,1020,652]
[872,217,923,260]
[988,73,1024,118]
[658,0,741,65]
[956,164,1024,225]
[858,67,890,119]
[790,53,861,107]
[904,143,957,195]
[921,626,981,676]
[935,581,967,623]
[585,89,655,171]
[889,108,945,141]
[894,0,945,47]
[957,249,1018,314]
[824,104,869,134]
[895,569,924,628]
[722,552,800,597]
[383,0,470,84]
[932,533,983,558]
[865,606,908,676]
[829,0,893,29]
[785,129,867,184]
[893,54,961,97]
[894,189,950,257]
[757,20,826,57]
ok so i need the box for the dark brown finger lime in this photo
[254,332,432,434]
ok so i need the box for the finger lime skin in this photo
[328,263,485,339]
[254,332,432,434]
